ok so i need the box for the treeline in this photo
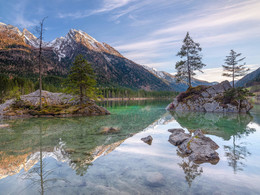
[0,75,177,103]
[0,75,64,103]
[100,87,177,98]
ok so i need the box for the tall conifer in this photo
[222,50,249,88]
[175,32,205,87]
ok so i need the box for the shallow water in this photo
[0,100,260,195]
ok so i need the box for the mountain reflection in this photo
[0,102,166,181]
[19,122,69,195]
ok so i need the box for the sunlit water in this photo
[0,100,260,195]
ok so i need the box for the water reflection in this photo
[19,122,69,194]
[0,101,167,182]
[177,151,203,187]
[171,111,256,175]
[0,101,259,194]
[171,111,255,140]
[224,135,251,174]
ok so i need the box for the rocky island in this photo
[166,80,252,113]
[168,128,219,164]
[0,90,110,119]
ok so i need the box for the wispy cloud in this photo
[153,0,260,36]
[113,0,260,72]
[11,1,38,28]
[58,0,137,19]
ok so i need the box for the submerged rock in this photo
[166,80,252,113]
[144,172,164,187]
[169,129,219,164]
[141,135,153,145]
[101,127,120,134]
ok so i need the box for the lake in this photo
[0,100,260,195]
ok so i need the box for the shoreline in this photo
[100,97,172,101]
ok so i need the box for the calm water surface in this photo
[0,100,260,195]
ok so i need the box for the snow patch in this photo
[103,54,111,62]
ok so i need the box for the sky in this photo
[0,0,259,82]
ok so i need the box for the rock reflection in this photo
[171,111,256,174]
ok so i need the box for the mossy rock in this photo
[177,85,209,103]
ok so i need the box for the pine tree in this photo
[175,32,205,87]
[65,54,98,104]
[222,50,249,88]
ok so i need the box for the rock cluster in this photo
[166,80,252,113]
[168,128,219,164]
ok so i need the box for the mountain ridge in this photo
[0,21,213,91]
[235,67,260,87]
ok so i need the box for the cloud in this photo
[11,1,38,28]
[153,0,260,36]
[93,0,136,14]
[193,64,259,82]
[144,61,174,68]
[112,0,260,74]
[58,0,136,19]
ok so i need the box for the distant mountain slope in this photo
[0,22,171,91]
[0,22,215,92]
[143,65,215,92]
[235,67,260,87]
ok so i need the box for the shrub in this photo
[220,87,255,106]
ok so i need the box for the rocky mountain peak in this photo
[0,22,22,36]
[22,28,37,39]
[22,28,39,47]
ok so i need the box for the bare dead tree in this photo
[36,17,47,109]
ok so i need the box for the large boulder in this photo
[166,81,252,113]
[168,129,219,164]
[168,128,190,146]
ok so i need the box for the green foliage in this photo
[0,75,35,103]
[222,87,254,105]
[175,32,205,87]
[99,87,178,99]
[65,54,99,103]
[222,50,249,88]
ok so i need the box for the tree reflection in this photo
[177,151,203,187]
[224,135,252,173]
[19,122,69,194]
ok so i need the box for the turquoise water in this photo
[0,101,260,194]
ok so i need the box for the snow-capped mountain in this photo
[0,22,172,91]
[42,29,123,62]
